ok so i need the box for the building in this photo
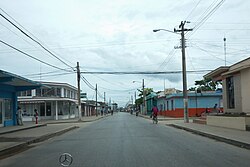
[81,100,96,116]
[205,57,250,115]
[0,70,41,127]
[161,91,222,117]
[145,89,222,117]
[204,57,250,130]
[18,81,78,121]
[146,92,157,115]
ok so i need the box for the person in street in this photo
[213,103,220,114]
[34,109,39,124]
[101,106,104,116]
[16,106,23,125]
[152,105,159,123]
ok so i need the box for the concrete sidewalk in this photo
[139,114,250,150]
[0,115,107,159]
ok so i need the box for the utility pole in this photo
[77,62,82,121]
[104,92,106,114]
[95,84,98,117]
[104,92,106,104]
[142,79,146,115]
[224,37,227,66]
[174,21,192,123]
[134,91,136,112]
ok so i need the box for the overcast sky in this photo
[0,0,249,106]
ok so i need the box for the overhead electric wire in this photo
[80,70,212,75]
[0,9,74,71]
[187,0,225,38]
[185,0,202,20]
[0,21,41,50]
[80,75,96,91]
[191,43,233,64]
[80,67,128,89]
[0,39,72,72]
[27,72,75,79]
[98,86,141,92]
[23,68,74,77]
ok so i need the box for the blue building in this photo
[160,91,223,117]
[0,70,41,127]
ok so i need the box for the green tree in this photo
[136,88,154,106]
[189,78,221,91]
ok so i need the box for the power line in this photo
[81,70,212,75]
[80,67,128,89]
[0,39,72,72]
[80,75,96,90]
[0,9,74,70]
[191,43,233,64]
[185,0,202,20]
[27,72,75,79]
[23,68,74,77]
[187,0,225,38]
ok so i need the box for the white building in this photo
[204,57,250,130]
[18,81,78,121]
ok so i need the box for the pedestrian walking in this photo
[16,106,23,125]
[213,103,220,114]
[34,109,39,124]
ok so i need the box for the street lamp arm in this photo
[153,29,179,35]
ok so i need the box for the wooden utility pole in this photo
[174,21,192,123]
[77,62,81,120]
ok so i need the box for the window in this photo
[56,88,61,97]
[40,103,45,116]
[4,99,12,120]
[18,91,31,96]
[46,102,51,116]
[171,100,174,110]
[26,90,31,96]
[36,88,41,96]
[67,90,70,98]
[160,104,163,111]
[226,76,235,109]
[167,101,169,111]
[64,88,67,97]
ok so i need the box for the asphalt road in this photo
[1,112,250,167]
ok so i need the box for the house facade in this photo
[0,70,41,127]
[205,57,250,115]
[145,88,222,117]
[204,57,250,130]
[81,100,96,116]
[18,81,78,121]
[161,92,223,117]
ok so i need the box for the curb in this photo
[138,114,183,121]
[168,124,250,150]
[0,126,78,158]
[0,124,47,135]
[45,115,109,124]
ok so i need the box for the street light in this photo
[153,25,191,123]
[153,29,179,35]
[132,79,146,115]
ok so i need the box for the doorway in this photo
[0,100,4,127]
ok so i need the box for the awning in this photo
[0,70,42,91]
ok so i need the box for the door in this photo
[0,100,3,127]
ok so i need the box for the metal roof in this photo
[0,70,42,91]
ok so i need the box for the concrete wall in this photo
[241,68,250,114]
[207,116,250,130]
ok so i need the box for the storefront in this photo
[18,99,78,121]
[0,70,41,126]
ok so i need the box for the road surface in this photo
[1,112,250,167]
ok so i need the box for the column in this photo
[55,101,58,120]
